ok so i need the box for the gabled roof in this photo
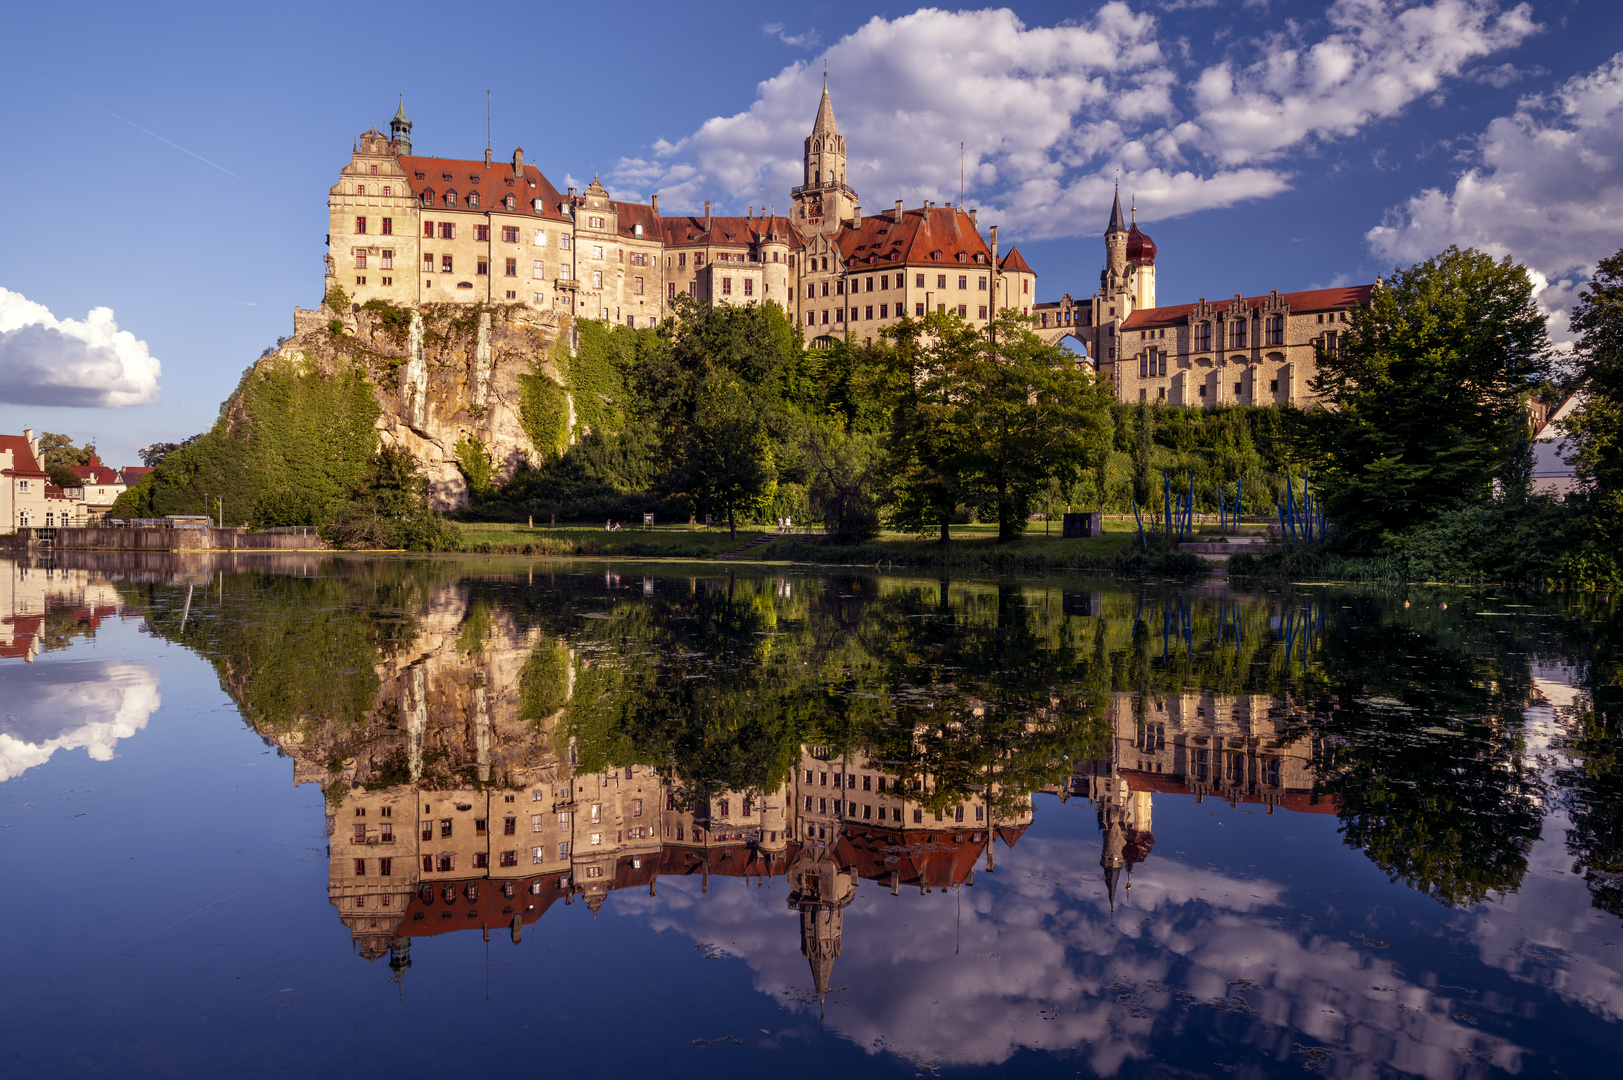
[71,457,120,486]
[397,154,571,222]
[999,246,1034,274]
[1120,284,1375,331]
[837,206,991,269]
[658,214,802,249]
[0,434,46,477]
[119,466,154,485]
[609,199,663,241]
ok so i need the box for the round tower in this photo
[390,95,413,155]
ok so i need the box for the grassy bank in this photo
[452,519,1208,574]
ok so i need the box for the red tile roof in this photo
[610,200,663,242]
[837,206,993,270]
[1119,768,1339,814]
[999,246,1034,274]
[658,214,802,249]
[119,466,153,485]
[1121,285,1374,331]
[0,434,46,477]
[397,875,568,939]
[397,155,570,222]
[71,456,119,486]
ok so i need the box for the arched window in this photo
[1266,313,1285,345]
[1197,322,1212,352]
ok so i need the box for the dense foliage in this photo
[113,360,381,526]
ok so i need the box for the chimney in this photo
[513,147,524,176]
[969,208,978,227]
[484,147,492,168]
[704,200,711,231]
[568,186,575,198]
[651,193,659,214]
[853,204,862,226]
[893,199,903,223]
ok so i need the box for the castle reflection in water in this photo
[297,590,1334,991]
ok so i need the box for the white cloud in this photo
[613,2,1535,241]
[0,660,160,781]
[0,287,161,408]
[762,22,821,50]
[1368,52,1623,339]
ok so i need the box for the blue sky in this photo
[4,0,1622,467]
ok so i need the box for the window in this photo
[1324,330,1339,356]
[473,853,489,869]
[591,244,604,260]
[689,281,698,297]
[632,798,643,818]
[504,816,517,835]
[1266,314,1285,345]
[588,215,605,229]
[477,259,488,275]
[592,270,603,289]
[354,858,367,875]
[355,251,368,270]
[807,311,816,326]
[863,804,872,819]
[958,275,967,289]
[836,307,844,322]
[821,282,829,297]
[353,822,367,842]
[499,850,518,868]
[440,255,453,272]
[381,217,392,236]
[721,276,732,296]
[423,253,434,271]
[1232,318,1247,348]
[916,303,925,316]
[502,226,519,243]
[589,804,601,824]
[355,216,367,234]
[913,809,923,824]
[818,798,827,814]
[1198,322,1212,352]
[1270,378,1279,392]
[957,304,967,317]
[630,251,647,266]
[439,222,455,239]
[437,854,455,872]
[444,191,457,207]
[475,225,490,241]
[865,305,873,320]
[720,798,730,817]
[915,273,925,287]
[355,276,366,285]
[559,263,572,280]
[879,304,889,318]
[532,259,545,279]
[423,221,435,238]
[979,276,987,291]
[668,282,676,301]
[743,278,752,297]
[421,821,433,841]
[380,857,392,876]
[633,275,644,295]
[421,855,433,872]
[590,832,602,846]
[978,305,988,319]
[440,819,452,838]
[559,235,571,250]
[505,258,517,277]
[381,250,393,269]
[937,274,947,288]
[1199,384,1207,398]
[955,806,965,822]
[382,185,391,196]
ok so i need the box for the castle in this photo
[326,89,1369,407]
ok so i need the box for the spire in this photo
[813,81,838,136]
[1106,181,1126,236]
[390,92,413,155]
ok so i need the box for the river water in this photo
[2,553,1619,1078]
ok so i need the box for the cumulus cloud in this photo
[0,287,161,408]
[0,661,161,781]
[1368,52,1623,339]
[612,2,1535,240]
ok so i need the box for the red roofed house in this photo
[65,454,128,514]
[321,86,1036,346]
[1031,189,1375,406]
[1,429,50,531]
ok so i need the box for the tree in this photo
[1566,250,1623,512]
[326,446,461,550]
[681,373,777,539]
[885,311,1113,542]
[1309,246,1551,535]
[804,423,883,543]
[36,432,95,470]
[138,437,197,467]
[1131,399,1156,509]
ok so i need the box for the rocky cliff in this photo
[276,300,572,509]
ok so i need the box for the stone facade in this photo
[1032,189,1374,407]
[322,86,1037,346]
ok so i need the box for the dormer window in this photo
[504,194,516,210]
[415,172,426,180]
[444,190,458,207]
[441,172,452,181]
[956,252,966,263]
[467,192,479,208]
[420,189,434,206]
[469,176,479,185]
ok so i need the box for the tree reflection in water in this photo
[81,552,1620,1073]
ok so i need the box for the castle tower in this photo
[793,79,858,237]
[786,845,856,999]
[1126,202,1157,311]
[390,95,413,155]
[1104,184,1128,282]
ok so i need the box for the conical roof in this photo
[393,95,410,125]
[1106,184,1126,236]
[812,84,838,136]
